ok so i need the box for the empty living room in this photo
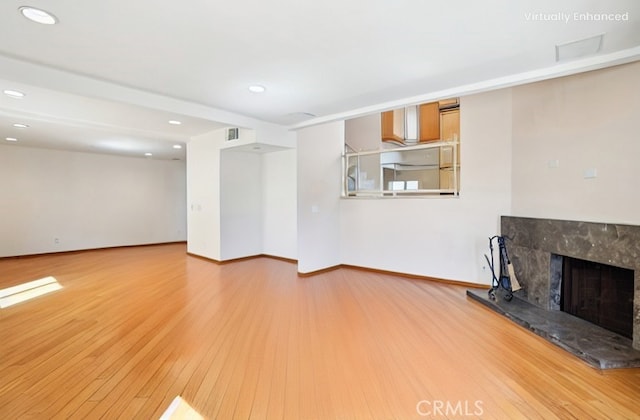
[1,1,640,418]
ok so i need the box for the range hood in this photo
[404,105,419,144]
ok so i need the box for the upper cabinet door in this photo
[380,99,457,145]
[440,108,460,141]
[419,102,440,142]
[381,109,405,143]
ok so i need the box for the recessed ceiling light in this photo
[144,152,153,157]
[173,144,182,149]
[5,137,18,142]
[19,6,58,25]
[3,89,25,98]
[168,120,182,125]
[248,85,266,93]
[13,123,29,129]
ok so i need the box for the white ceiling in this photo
[0,0,639,158]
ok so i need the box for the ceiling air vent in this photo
[226,127,239,141]
[555,34,604,62]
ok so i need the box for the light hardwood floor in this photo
[1,243,639,419]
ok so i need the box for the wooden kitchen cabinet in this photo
[419,102,440,142]
[440,108,460,170]
[439,168,459,192]
[438,98,459,109]
[440,108,459,141]
[382,101,448,144]
[373,97,460,195]
[381,109,404,143]
[439,145,455,168]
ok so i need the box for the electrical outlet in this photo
[54,238,59,244]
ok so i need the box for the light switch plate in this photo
[583,168,597,179]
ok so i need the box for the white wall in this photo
[511,62,640,225]
[262,149,297,259]
[220,150,263,260]
[345,113,381,152]
[185,62,639,284]
[297,121,343,273]
[219,124,297,151]
[339,89,513,284]
[0,145,186,257]
[187,129,224,260]
[219,128,257,149]
[187,127,297,262]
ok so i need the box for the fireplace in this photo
[500,216,640,350]
[560,256,634,339]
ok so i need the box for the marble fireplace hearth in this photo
[466,216,640,369]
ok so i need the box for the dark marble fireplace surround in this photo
[500,216,640,351]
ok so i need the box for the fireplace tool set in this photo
[485,235,521,301]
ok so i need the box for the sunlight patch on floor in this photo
[159,396,204,420]
[0,276,62,308]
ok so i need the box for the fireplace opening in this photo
[560,256,634,339]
